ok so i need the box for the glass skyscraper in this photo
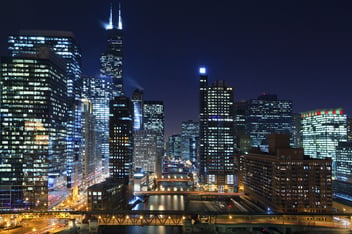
[8,30,82,189]
[198,67,235,192]
[100,4,124,97]
[246,94,292,152]
[302,108,347,177]
[0,48,67,210]
[180,120,199,163]
[143,101,164,176]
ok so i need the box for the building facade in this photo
[241,134,333,213]
[246,94,292,152]
[198,67,235,192]
[143,101,164,176]
[8,30,82,189]
[133,130,157,174]
[302,108,347,177]
[109,96,133,184]
[131,89,143,131]
[167,134,182,159]
[0,48,67,210]
[180,120,199,163]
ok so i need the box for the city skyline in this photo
[1,0,352,137]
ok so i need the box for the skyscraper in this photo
[8,30,82,189]
[133,130,157,174]
[0,48,67,210]
[246,94,292,152]
[82,75,113,179]
[180,120,199,163]
[143,101,164,176]
[167,134,182,159]
[198,67,235,192]
[109,96,133,184]
[100,3,124,97]
[302,108,347,177]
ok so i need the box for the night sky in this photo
[1,0,352,137]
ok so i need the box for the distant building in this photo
[81,99,98,189]
[109,96,134,184]
[82,75,112,179]
[143,101,164,176]
[241,134,333,213]
[198,67,235,192]
[180,120,199,163]
[0,48,67,210]
[292,113,303,148]
[131,89,144,131]
[167,134,182,159]
[133,130,157,174]
[347,118,352,142]
[302,108,347,177]
[234,101,250,153]
[334,142,352,203]
[8,30,82,189]
[246,94,292,152]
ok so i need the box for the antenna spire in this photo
[118,2,123,30]
[106,2,114,30]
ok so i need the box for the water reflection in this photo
[134,195,184,211]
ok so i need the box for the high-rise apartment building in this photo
[180,120,199,163]
[109,96,133,184]
[8,30,82,189]
[0,48,67,210]
[143,101,164,176]
[241,134,333,213]
[100,4,124,97]
[302,108,347,177]
[246,94,292,152]
[198,67,235,192]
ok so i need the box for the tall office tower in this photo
[241,134,332,213]
[233,101,250,153]
[198,67,235,192]
[143,101,164,176]
[0,48,67,210]
[8,30,82,189]
[109,96,133,184]
[131,89,144,130]
[180,120,199,163]
[100,3,124,97]
[82,75,113,179]
[292,113,303,148]
[133,130,157,174]
[246,94,292,152]
[167,134,182,159]
[81,99,98,189]
[302,108,347,177]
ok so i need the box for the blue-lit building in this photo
[100,3,124,97]
[302,108,347,177]
[167,134,182,159]
[198,67,235,192]
[82,75,113,179]
[143,101,164,176]
[180,120,199,163]
[109,96,134,184]
[8,30,82,189]
[246,94,292,152]
[131,89,144,131]
[0,48,67,210]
